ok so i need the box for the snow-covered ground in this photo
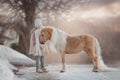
[0,59,14,80]
[17,65,120,80]
[0,45,120,80]
[0,45,35,80]
[0,45,35,66]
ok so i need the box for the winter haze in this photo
[37,0,120,64]
[0,0,120,64]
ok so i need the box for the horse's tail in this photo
[95,38,118,71]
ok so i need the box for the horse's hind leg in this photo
[84,48,99,72]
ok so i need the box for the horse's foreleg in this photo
[60,53,65,73]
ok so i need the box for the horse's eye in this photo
[41,34,44,37]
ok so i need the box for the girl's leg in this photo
[40,56,45,68]
[36,56,43,73]
[40,56,48,72]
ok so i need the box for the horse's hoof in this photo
[60,70,65,73]
[93,69,99,72]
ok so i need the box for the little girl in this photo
[29,18,48,73]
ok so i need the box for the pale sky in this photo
[59,0,120,22]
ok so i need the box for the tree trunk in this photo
[18,2,36,54]
[24,7,36,54]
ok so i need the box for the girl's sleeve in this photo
[29,33,33,55]
[35,30,42,55]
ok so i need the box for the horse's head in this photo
[39,28,53,44]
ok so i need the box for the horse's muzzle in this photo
[40,41,45,44]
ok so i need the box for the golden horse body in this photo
[39,27,115,72]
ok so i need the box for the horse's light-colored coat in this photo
[39,27,115,72]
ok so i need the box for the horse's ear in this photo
[46,28,53,36]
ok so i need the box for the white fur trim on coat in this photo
[29,29,42,56]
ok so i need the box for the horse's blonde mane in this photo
[45,26,67,53]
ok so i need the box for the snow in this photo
[17,65,120,80]
[0,45,119,80]
[0,45,36,80]
[0,59,14,80]
[0,45,35,66]
[0,58,17,71]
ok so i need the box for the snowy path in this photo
[17,65,120,80]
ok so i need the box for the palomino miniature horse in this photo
[39,27,113,72]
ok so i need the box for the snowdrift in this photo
[0,45,35,80]
[0,59,15,80]
[0,45,35,66]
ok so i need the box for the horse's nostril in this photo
[41,43,44,44]
[40,41,44,44]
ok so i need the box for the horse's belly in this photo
[65,46,83,54]
[65,35,85,54]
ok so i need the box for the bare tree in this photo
[0,0,41,54]
[0,0,70,54]
[0,0,80,54]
